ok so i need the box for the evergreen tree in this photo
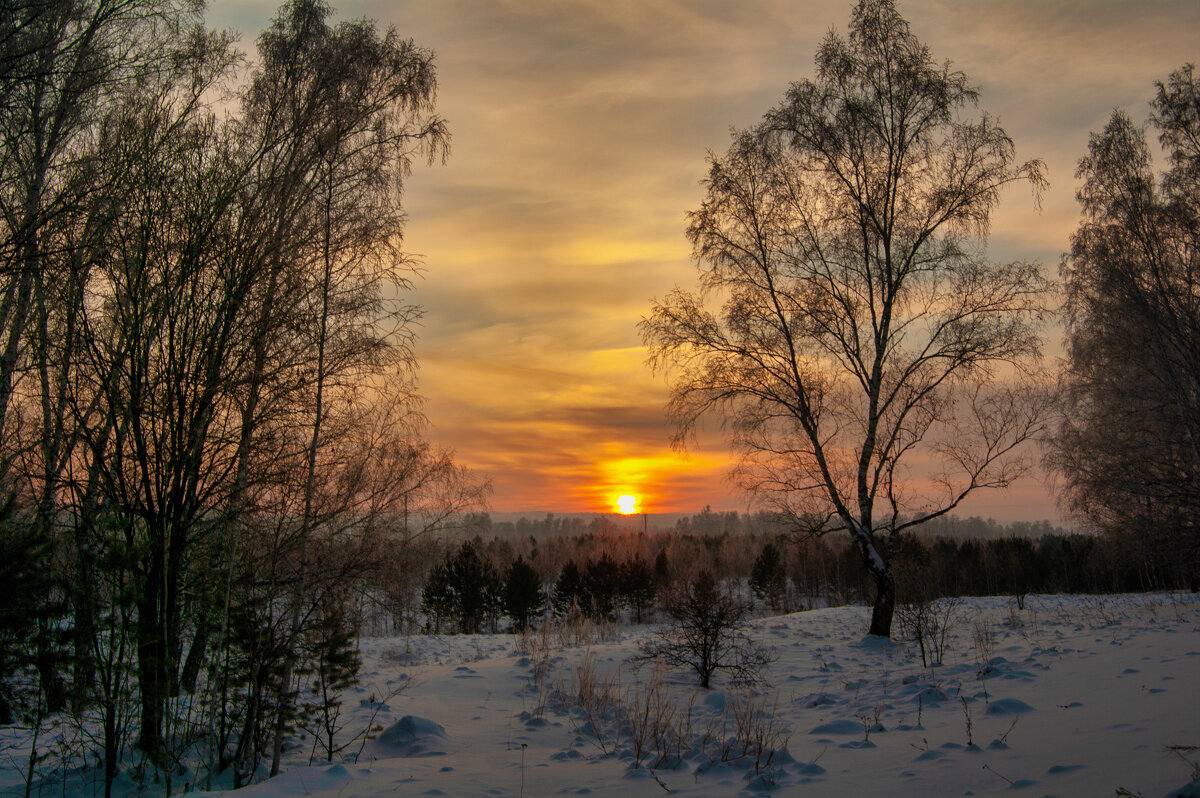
[420,540,502,634]
[300,591,361,762]
[653,549,671,592]
[582,554,621,620]
[504,556,543,631]
[552,560,584,618]
[619,557,657,624]
[0,499,66,723]
[750,543,788,612]
[421,562,454,634]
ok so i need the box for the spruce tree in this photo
[504,557,543,631]
[552,560,584,618]
[750,543,788,612]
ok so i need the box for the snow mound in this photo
[362,715,448,759]
[911,686,950,704]
[809,718,862,735]
[985,698,1035,715]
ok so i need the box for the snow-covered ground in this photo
[6,593,1200,797]
[212,593,1200,798]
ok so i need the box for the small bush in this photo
[636,570,774,688]
[897,596,962,667]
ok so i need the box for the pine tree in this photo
[420,541,502,634]
[619,557,657,623]
[653,549,671,592]
[582,554,621,620]
[552,560,584,618]
[504,556,543,631]
[750,543,788,612]
[0,500,66,723]
[300,592,361,761]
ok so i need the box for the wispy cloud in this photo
[208,0,1198,520]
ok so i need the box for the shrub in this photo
[637,570,774,688]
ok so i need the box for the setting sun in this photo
[616,494,638,514]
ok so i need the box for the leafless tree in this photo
[0,0,192,441]
[71,28,246,758]
[1048,64,1200,586]
[636,570,773,689]
[0,2,474,789]
[0,0,196,734]
[642,0,1050,638]
[231,0,449,775]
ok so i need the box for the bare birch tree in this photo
[228,0,449,776]
[0,0,192,441]
[642,0,1050,638]
[1048,64,1200,585]
[0,0,465,784]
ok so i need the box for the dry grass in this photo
[536,648,792,778]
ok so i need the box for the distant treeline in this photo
[459,508,1071,543]
[366,510,1193,636]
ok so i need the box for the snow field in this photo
[205,592,1200,798]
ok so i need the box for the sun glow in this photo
[616,494,638,515]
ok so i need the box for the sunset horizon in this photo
[205,0,1199,526]
[3,1,1196,794]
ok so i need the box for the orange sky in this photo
[209,0,1199,521]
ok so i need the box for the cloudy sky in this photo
[207,0,1198,521]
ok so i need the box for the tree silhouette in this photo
[619,557,657,623]
[643,0,1049,637]
[421,540,502,635]
[638,571,773,689]
[552,560,585,618]
[1048,64,1200,585]
[582,554,621,620]
[505,556,543,631]
[750,543,788,612]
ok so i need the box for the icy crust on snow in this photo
[3,593,1199,797]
